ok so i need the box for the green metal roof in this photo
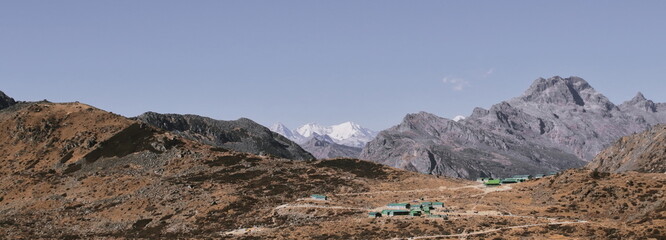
[512,175,532,179]
[501,178,519,183]
[383,210,410,213]
[485,179,501,185]
[432,202,444,206]
[387,203,409,206]
[311,194,327,198]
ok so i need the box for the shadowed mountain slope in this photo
[135,112,314,161]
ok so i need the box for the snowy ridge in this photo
[270,122,377,148]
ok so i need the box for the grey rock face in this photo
[361,111,585,179]
[618,92,666,125]
[0,91,16,110]
[135,112,315,161]
[300,133,362,159]
[361,76,666,179]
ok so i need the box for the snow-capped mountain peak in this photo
[295,123,328,138]
[452,115,466,122]
[328,121,377,146]
[270,123,296,139]
[269,121,377,148]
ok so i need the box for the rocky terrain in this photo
[588,124,666,173]
[0,90,16,110]
[361,76,666,179]
[0,101,422,238]
[299,133,362,159]
[135,112,314,161]
[0,100,664,239]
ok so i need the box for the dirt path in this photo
[334,185,484,196]
[274,204,369,211]
[390,220,589,239]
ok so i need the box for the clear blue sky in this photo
[2,1,665,130]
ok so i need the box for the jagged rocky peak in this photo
[631,92,648,102]
[0,90,17,110]
[403,111,442,122]
[623,92,657,112]
[399,111,445,129]
[469,107,490,119]
[519,76,615,110]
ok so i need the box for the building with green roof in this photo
[387,203,410,209]
[381,209,410,216]
[512,175,532,182]
[409,210,422,216]
[310,194,327,200]
[501,178,519,184]
[484,179,501,185]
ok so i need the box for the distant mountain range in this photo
[270,122,377,159]
[361,76,666,179]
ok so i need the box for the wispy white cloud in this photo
[442,77,469,91]
[483,68,495,78]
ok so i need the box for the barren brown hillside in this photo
[588,124,666,173]
[0,102,664,239]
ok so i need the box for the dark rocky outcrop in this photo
[135,112,314,161]
[588,124,666,173]
[299,133,362,159]
[361,76,666,179]
[0,90,16,110]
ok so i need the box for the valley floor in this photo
[221,171,665,239]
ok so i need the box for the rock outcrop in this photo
[135,112,314,161]
[588,124,666,173]
[0,90,16,110]
[361,76,666,179]
[299,133,362,159]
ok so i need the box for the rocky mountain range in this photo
[135,112,314,161]
[1,92,664,239]
[271,122,377,148]
[0,90,16,110]
[361,76,666,179]
[588,124,666,173]
[270,122,377,159]
[298,133,363,159]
